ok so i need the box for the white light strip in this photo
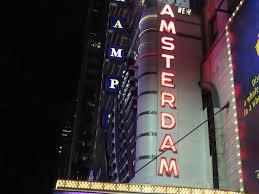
[225,0,247,192]
[139,14,157,29]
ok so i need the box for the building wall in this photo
[201,0,242,191]
[133,4,213,188]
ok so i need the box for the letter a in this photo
[113,20,123,29]
[159,134,177,153]
[160,4,175,17]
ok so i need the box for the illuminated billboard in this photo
[229,0,259,192]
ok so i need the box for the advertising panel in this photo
[230,0,259,192]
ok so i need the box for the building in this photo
[65,0,109,181]
[54,0,259,193]
[57,121,73,179]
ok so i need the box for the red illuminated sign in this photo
[158,3,179,177]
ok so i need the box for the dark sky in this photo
[4,1,89,193]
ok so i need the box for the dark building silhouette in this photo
[65,0,109,181]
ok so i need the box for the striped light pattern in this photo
[225,0,246,193]
[55,180,241,194]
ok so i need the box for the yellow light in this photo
[167,186,178,193]
[142,185,153,193]
[129,185,142,192]
[117,184,129,191]
[54,180,243,194]
[104,183,117,190]
[153,186,166,193]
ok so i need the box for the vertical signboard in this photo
[135,1,210,187]
[157,3,179,178]
[230,0,259,192]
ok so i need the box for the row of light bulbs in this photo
[225,0,246,193]
[55,180,241,194]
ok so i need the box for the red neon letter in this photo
[161,37,175,51]
[161,54,174,69]
[161,72,175,88]
[158,157,179,177]
[159,134,177,153]
[161,91,176,109]
[160,4,175,17]
[161,112,176,129]
[159,20,176,34]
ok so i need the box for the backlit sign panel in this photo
[106,76,120,92]
[230,0,259,192]
[111,17,126,30]
[108,45,124,61]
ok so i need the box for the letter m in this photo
[160,20,176,34]
[109,45,124,61]
[158,157,179,177]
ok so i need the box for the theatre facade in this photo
[54,0,259,193]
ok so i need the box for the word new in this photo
[158,4,179,177]
[177,7,191,15]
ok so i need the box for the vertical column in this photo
[133,7,159,184]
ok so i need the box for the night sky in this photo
[4,1,90,193]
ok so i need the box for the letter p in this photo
[110,79,119,89]
[106,76,120,92]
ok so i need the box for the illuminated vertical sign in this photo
[158,3,179,177]
[106,76,120,92]
[111,18,126,30]
[108,45,124,61]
